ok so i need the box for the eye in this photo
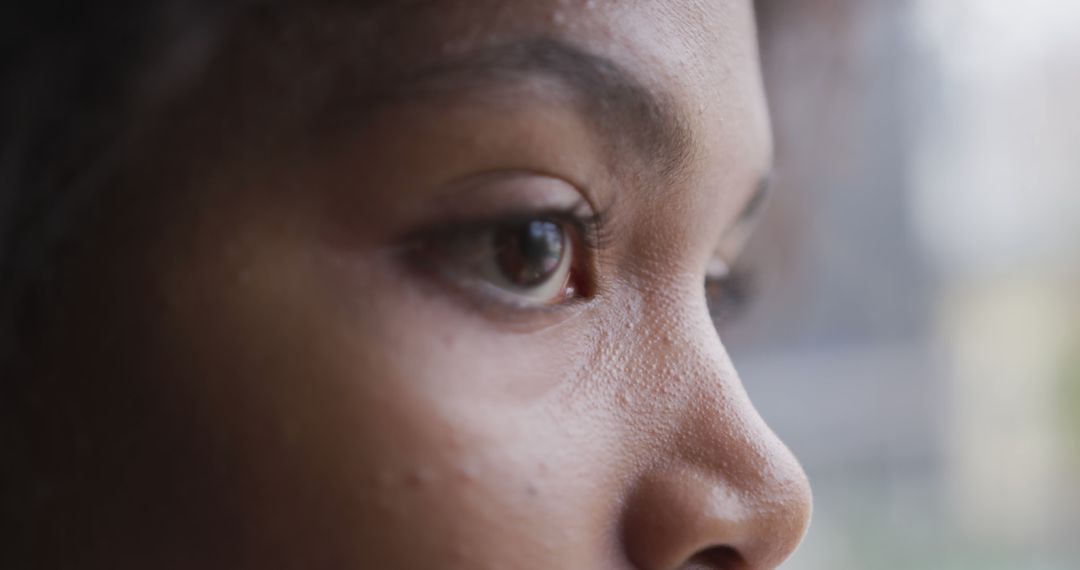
[705,263,756,328]
[490,219,574,297]
[416,215,589,308]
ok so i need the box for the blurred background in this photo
[732,1,1080,568]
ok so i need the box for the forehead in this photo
[368,0,772,177]
[376,0,759,101]
[207,0,770,216]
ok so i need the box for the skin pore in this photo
[7,1,811,569]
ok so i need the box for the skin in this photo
[14,1,811,568]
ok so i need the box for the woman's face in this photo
[49,0,811,568]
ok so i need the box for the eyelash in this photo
[422,202,611,247]
[567,206,614,255]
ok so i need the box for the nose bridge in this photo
[619,297,812,568]
[628,295,752,453]
[653,302,805,502]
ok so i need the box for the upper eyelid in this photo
[405,168,616,251]
[405,204,602,246]
[431,169,603,213]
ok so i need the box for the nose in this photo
[619,318,812,570]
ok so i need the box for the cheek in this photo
[157,235,627,565]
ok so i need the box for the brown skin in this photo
[19,1,810,568]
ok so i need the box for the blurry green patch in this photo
[1061,326,1080,463]
[1064,349,1080,450]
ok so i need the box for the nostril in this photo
[681,546,744,570]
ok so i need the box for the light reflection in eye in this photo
[491,220,568,290]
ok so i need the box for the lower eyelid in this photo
[404,253,584,326]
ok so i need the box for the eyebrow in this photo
[331,37,696,181]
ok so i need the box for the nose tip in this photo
[617,369,813,570]
[621,460,811,570]
[614,302,811,569]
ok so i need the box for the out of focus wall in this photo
[734,2,1080,568]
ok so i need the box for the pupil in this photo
[494,220,565,288]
